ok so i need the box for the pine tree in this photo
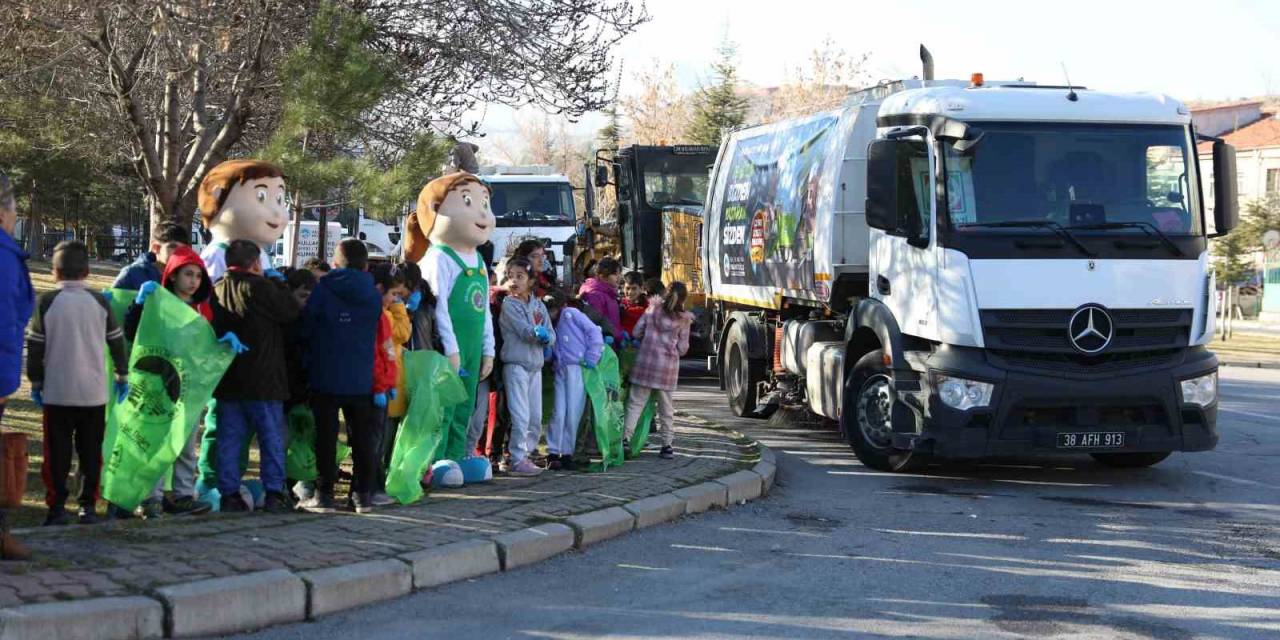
[1212,228,1250,286]
[687,38,749,146]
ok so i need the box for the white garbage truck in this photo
[704,50,1239,472]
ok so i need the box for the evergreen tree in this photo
[1212,228,1250,286]
[687,39,749,146]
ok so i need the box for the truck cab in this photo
[705,73,1239,472]
[480,165,577,281]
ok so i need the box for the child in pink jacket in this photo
[622,282,693,459]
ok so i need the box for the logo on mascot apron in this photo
[465,281,487,312]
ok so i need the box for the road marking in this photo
[873,528,1027,541]
[616,563,671,571]
[1191,470,1273,488]
[670,544,737,553]
[1220,407,1279,424]
[718,526,828,538]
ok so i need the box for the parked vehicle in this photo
[480,165,576,280]
[704,48,1238,472]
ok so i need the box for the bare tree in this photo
[763,38,871,123]
[621,61,689,145]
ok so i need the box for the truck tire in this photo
[724,322,772,418]
[1089,452,1171,468]
[843,350,923,472]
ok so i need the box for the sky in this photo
[473,0,1280,158]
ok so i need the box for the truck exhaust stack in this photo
[920,45,934,81]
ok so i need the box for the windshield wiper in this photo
[956,221,1095,257]
[1067,221,1184,257]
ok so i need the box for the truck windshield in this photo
[943,122,1201,235]
[642,155,710,207]
[487,183,575,227]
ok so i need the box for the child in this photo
[113,222,190,290]
[512,238,557,298]
[370,264,408,506]
[301,239,383,513]
[26,241,129,525]
[209,240,299,513]
[122,245,215,518]
[619,270,646,338]
[500,258,554,476]
[544,290,603,471]
[577,256,622,345]
[385,263,427,476]
[623,281,693,460]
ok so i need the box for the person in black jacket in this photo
[209,240,299,513]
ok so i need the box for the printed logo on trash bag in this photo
[126,347,186,424]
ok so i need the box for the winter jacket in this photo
[26,281,128,406]
[372,311,397,395]
[211,269,300,401]
[0,227,34,398]
[124,245,212,341]
[113,251,163,290]
[620,300,647,336]
[387,302,414,418]
[629,303,693,391]
[303,268,382,396]
[500,294,555,371]
[577,277,621,344]
[552,306,603,373]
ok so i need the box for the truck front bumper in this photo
[893,345,1219,458]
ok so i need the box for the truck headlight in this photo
[1179,372,1217,407]
[936,374,994,410]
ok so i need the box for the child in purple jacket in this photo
[543,291,603,471]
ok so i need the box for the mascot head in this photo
[198,159,288,247]
[403,172,493,263]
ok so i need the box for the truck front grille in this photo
[981,308,1191,356]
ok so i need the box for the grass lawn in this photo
[1210,330,1280,366]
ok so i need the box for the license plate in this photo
[1057,432,1125,449]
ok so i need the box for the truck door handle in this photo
[876,275,891,295]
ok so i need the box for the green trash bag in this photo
[101,287,234,511]
[284,404,350,482]
[386,351,466,505]
[583,349,625,472]
[618,346,656,458]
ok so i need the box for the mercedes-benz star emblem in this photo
[1068,305,1114,354]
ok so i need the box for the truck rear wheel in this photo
[843,350,923,473]
[724,322,772,418]
[1090,452,1171,468]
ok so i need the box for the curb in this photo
[3,440,777,638]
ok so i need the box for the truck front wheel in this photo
[843,350,923,472]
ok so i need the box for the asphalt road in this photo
[239,365,1280,640]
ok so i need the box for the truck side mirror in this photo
[865,139,898,231]
[1209,140,1238,238]
[594,165,609,188]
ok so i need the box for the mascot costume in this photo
[403,172,495,484]
[194,159,289,493]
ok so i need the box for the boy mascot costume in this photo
[404,172,494,484]
[194,159,289,494]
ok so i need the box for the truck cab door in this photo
[867,132,941,342]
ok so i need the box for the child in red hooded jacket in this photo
[369,265,405,506]
[121,244,216,519]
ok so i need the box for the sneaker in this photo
[263,492,291,514]
[140,499,165,520]
[164,495,212,516]
[43,509,70,527]
[298,492,338,513]
[352,492,374,514]
[77,505,98,525]
[292,481,316,502]
[220,493,250,513]
[106,504,135,520]
[560,456,577,471]
[370,492,396,507]
[509,459,543,477]
[660,446,675,459]
[546,454,563,471]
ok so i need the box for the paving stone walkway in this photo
[0,416,756,608]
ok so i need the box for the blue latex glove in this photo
[373,392,388,408]
[543,345,553,360]
[388,388,398,401]
[405,290,423,313]
[265,269,286,282]
[621,331,630,344]
[604,335,614,346]
[457,367,471,379]
[581,358,596,370]
[135,280,159,305]
[114,380,130,404]
[101,289,113,302]
[218,332,250,354]
[533,325,551,345]
[30,389,42,408]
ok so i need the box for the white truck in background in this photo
[480,165,577,281]
[705,47,1238,472]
